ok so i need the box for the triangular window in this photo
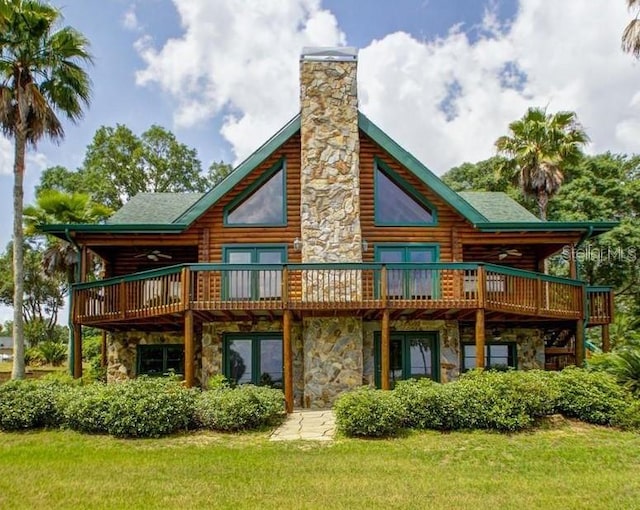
[375,162,435,225]
[225,161,286,226]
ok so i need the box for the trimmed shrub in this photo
[195,385,285,431]
[62,383,114,434]
[555,367,631,425]
[395,371,560,433]
[0,377,75,431]
[614,399,640,430]
[104,377,197,438]
[334,387,405,437]
[394,379,463,430]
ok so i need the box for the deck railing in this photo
[71,263,610,325]
[586,286,614,325]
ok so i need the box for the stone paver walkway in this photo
[270,410,336,441]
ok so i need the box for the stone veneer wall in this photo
[107,331,202,385]
[362,320,461,385]
[299,50,364,408]
[303,317,363,408]
[201,321,304,405]
[460,325,545,369]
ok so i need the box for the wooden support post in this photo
[568,243,577,279]
[602,324,611,353]
[100,330,107,368]
[184,310,195,387]
[181,267,191,310]
[575,319,585,367]
[73,324,83,379]
[381,309,391,390]
[380,266,388,304]
[283,310,293,413]
[282,266,289,308]
[475,308,485,369]
[477,266,486,308]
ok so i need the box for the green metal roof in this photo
[106,193,204,225]
[42,110,617,238]
[457,192,540,223]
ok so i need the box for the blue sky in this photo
[0,0,638,323]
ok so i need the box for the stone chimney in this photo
[299,47,363,408]
[299,47,362,263]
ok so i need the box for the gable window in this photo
[137,345,184,377]
[462,343,517,371]
[375,245,439,299]
[224,246,286,300]
[224,160,286,226]
[374,160,436,225]
[374,332,439,388]
[224,334,283,388]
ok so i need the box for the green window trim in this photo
[223,158,287,227]
[136,344,185,377]
[222,245,287,300]
[223,333,284,388]
[374,158,438,226]
[374,243,441,299]
[461,342,518,371]
[374,331,440,388]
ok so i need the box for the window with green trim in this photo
[375,245,439,298]
[224,161,286,226]
[224,246,286,299]
[462,343,517,371]
[224,334,283,388]
[374,332,439,388]
[137,345,184,377]
[375,161,435,225]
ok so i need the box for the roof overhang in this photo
[473,221,618,234]
[41,224,187,237]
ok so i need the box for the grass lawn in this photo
[0,423,639,510]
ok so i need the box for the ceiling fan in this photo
[497,248,523,261]
[134,249,172,262]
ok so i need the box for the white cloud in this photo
[0,135,48,176]
[122,5,141,32]
[0,136,12,175]
[135,0,640,172]
[134,0,344,164]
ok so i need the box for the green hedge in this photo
[555,367,631,426]
[0,376,76,431]
[336,368,639,437]
[195,385,285,431]
[334,387,405,437]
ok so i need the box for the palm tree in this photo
[24,189,111,283]
[495,107,589,220]
[0,1,92,379]
[622,1,640,57]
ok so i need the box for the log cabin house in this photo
[43,48,616,410]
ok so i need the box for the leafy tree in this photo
[0,0,92,378]
[622,0,640,58]
[442,156,537,214]
[550,153,640,304]
[80,124,208,209]
[495,107,589,220]
[34,165,83,196]
[207,160,234,187]
[0,242,65,344]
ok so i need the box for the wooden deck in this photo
[71,263,612,328]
